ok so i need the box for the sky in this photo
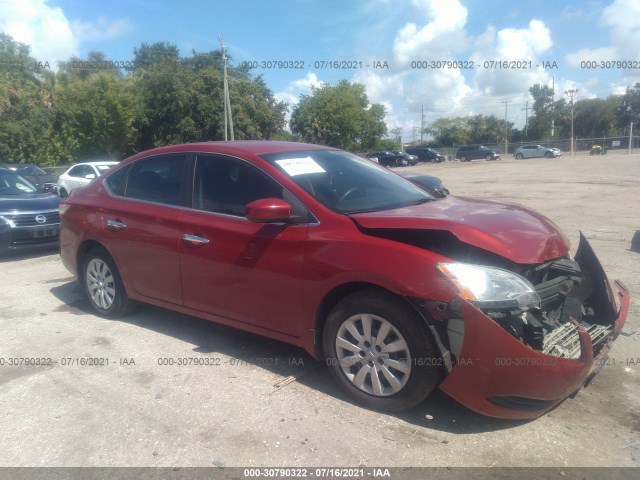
[1,0,639,140]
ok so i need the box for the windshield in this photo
[262,149,432,214]
[0,170,39,195]
[15,165,48,175]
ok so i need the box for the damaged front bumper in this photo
[430,234,630,419]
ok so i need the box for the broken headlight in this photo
[437,263,541,311]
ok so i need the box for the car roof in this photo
[74,161,119,166]
[124,141,336,163]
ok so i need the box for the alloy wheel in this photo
[335,313,412,396]
[85,258,116,310]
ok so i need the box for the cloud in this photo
[72,16,134,42]
[0,0,133,66]
[471,20,553,97]
[274,72,324,127]
[275,72,323,106]
[0,0,77,63]
[392,0,468,64]
[566,0,640,67]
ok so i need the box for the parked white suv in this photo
[57,161,118,198]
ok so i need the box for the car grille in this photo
[2,210,60,227]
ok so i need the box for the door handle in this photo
[106,219,127,231]
[182,233,210,245]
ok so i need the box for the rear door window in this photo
[123,155,187,206]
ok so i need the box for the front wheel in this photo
[322,290,442,412]
[82,247,132,318]
[59,188,68,198]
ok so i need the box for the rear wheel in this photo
[459,155,467,162]
[82,247,132,318]
[515,153,523,159]
[322,290,442,412]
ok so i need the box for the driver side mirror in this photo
[246,198,292,223]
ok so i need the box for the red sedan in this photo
[59,141,629,419]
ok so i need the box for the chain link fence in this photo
[414,135,638,159]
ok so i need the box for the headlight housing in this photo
[437,262,540,311]
[0,215,15,228]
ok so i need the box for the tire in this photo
[322,290,442,412]
[545,151,553,158]
[459,155,467,162]
[82,246,132,318]
[515,153,523,160]
[485,154,492,161]
[59,188,68,198]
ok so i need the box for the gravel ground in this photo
[0,151,638,467]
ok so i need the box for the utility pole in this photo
[420,104,425,144]
[501,99,511,154]
[629,121,634,155]
[219,36,234,141]
[521,100,529,138]
[565,89,578,156]
[551,76,555,138]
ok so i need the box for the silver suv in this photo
[513,145,562,159]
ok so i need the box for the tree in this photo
[130,44,287,148]
[424,114,511,147]
[290,80,387,150]
[57,72,136,159]
[128,42,180,72]
[527,84,555,139]
[0,33,60,163]
[424,117,470,146]
[573,97,618,138]
[616,83,640,128]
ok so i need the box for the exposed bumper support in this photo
[437,235,629,419]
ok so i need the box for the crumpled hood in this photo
[350,196,570,264]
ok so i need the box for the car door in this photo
[179,154,308,337]
[100,154,187,305]
[65,165,88,191]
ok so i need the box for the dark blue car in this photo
[0,167,60,254]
